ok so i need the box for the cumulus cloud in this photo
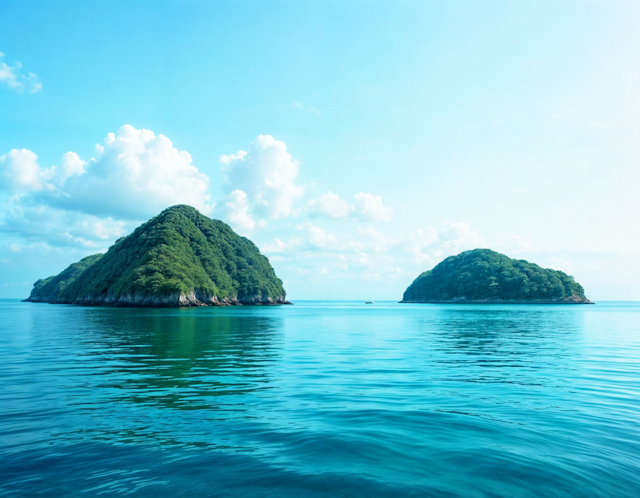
[307,191,394,222]
[221,135,303,220]
[258,219,487,285]
[2,125,212,220]
[261,223,338,254]
[50,125,212,219]
[58,152,86,184]
[351,226,390,253]
[0,201,129,249]
[348,253,373,272]
[353,192,393,222]
[2,125,483,293]
[0,124,215,261]
[308,191,351,218]
[0,149,89,195]
[302,223,337,249]
[439,222,486,251]
[284,223,339,251]
[216,190,256,233]
[261,238,287,254]
[413,226,439,247]
[0,149,47,192]
[408,222,485,264]
[0,52,42,93]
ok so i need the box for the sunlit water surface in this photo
[1,300,639,497]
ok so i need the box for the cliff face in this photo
[63,292,290,307]
[402,249,593,304]
[25,205,290,307]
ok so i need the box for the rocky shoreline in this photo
[400,295,593,305]
[24,291,292,307]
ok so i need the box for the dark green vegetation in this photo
[26,254,104,303]
[402,249,592,304]
[25,205,289,306]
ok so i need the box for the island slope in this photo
[25,205,289,306]
[401,249,592,304]
[25,254,104,303]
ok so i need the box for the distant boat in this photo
[365,301,375,304]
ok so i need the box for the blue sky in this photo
[1,0,639,300]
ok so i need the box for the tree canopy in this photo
[27,253,104,303]
[26,205,287,306]
[402,249,590,303]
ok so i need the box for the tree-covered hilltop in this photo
[26,254,104,303]
[402,249,592,304]
[25,205,289,306]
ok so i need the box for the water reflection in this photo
[24,306,286,450]
[408,306,584,391]
[416,306,582,352]
[79,309,282,407]
[2,301,640,497]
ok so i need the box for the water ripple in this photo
[1,300,639,497]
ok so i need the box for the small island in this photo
[401,249,592,304]
[25,205,290,307]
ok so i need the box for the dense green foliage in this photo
[29,205,286,304]
[402,249,588,302]
[27,254,103,301]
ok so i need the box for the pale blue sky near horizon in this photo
[1,0,639,300]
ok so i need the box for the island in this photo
[401,249,592,304]
[25,205,290,307]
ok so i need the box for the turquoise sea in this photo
[0,299,639,497]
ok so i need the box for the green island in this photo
[25,205,289,307]
[401,249,592,304]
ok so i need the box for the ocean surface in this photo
[1,299,639,497]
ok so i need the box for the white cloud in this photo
[408,222,485,264]
[414,226,439,247]
[221,135,303,220]
[0,125,212,256]
[307,191,394,223]
[294,223,339,250]
[439,222,485,252]
[308,191,351,218]
[0,52,42,93]
[261,238,287,253]
[306,225,332,248]
[0,201,129,248]
[51,125,212,219]
[216,190,256,233]
[0,149,47,192]
[261,223,338,254]
[59,152,86,184]
[27,73,42,94]
[0,128,493,298]
[348,253,372,272]
[353,192,393,222]
[351,226,390,253]
[1,149,87,195]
